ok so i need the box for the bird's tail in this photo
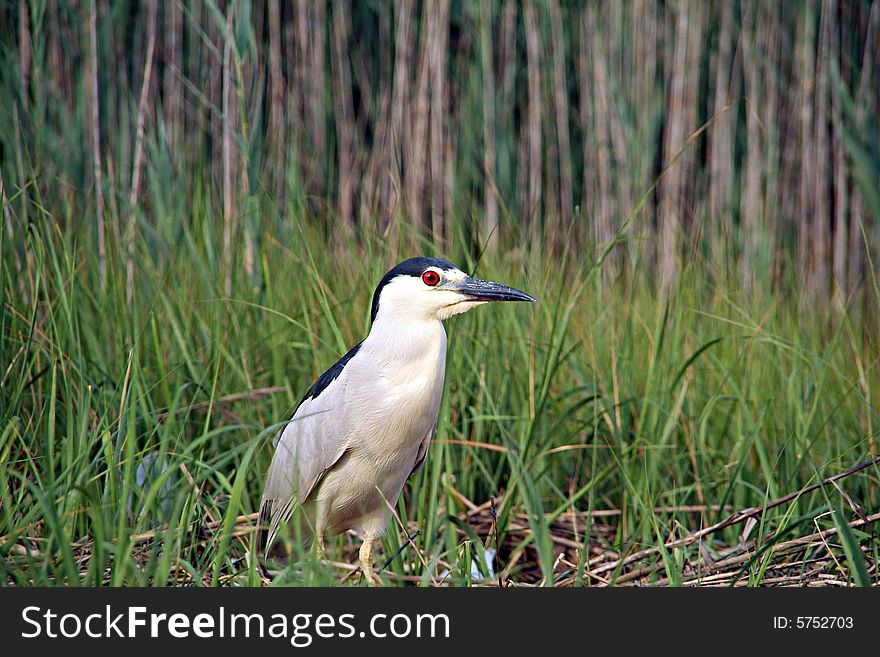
[257,496,311,558]
[256,500,275,556]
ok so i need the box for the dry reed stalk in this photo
[268,0,286,209]
[708,0,735,242]
[88,0,106,287]
[163,1,183,146]
[429,0,450,247]
[405,4,431,234]
[306,1,327,199]
[126,0,157,309]
[812,0,833,301]
[222,3,235,298]
[548,0,573,234]
[18,0,31,110]
[574,10,594,233]
[523,0,542,243]
[330,0,356,238]
[389,0,415,240]
[830,2,848,310]
[659,1,703,292]
[480,0,499,250]
[585,8,615,258]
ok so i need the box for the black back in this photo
[299,341,363,404]
[370,257,458,322]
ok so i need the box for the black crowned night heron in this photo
[258,257,535,584]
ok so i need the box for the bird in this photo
[258,256,535,584]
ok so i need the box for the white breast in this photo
[350,320,446,461]
[313,319,447,535]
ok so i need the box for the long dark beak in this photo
[451,277,536,303]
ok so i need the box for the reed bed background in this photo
[1,0,879,586]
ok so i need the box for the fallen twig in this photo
[590,456,880,577]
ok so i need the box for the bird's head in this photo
[370,257,535,324]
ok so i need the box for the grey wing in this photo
[258,372,354,553]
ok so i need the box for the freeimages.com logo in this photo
[20,605,451,647]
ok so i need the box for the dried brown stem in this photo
[591,455,880,577]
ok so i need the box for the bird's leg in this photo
[315,530,325,556]
[359,536,381,586]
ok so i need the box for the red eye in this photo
[422,270,441,287]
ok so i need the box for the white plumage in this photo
[259,257,534,584]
